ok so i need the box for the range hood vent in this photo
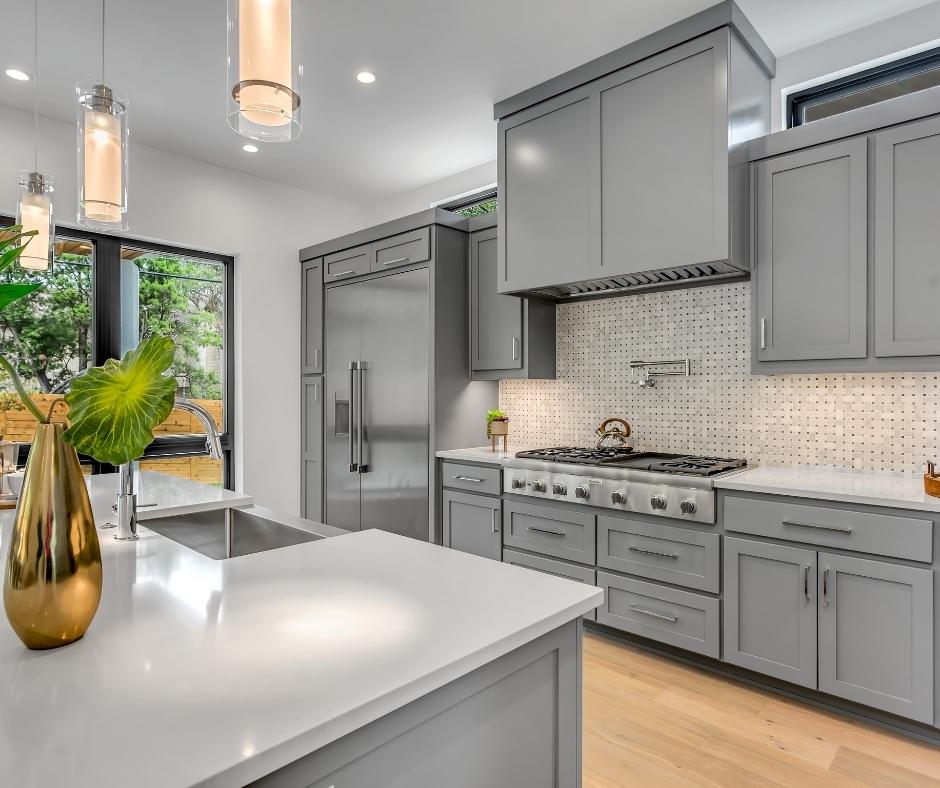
[526,261,748,301]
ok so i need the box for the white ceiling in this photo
[1,0,936,206]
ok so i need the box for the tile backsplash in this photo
[500,282,940,473]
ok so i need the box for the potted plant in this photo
[486,408,509,451]
[1,228,178,649]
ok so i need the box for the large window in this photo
[788,46,940,127]
[0,220,234,487]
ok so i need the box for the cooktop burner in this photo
[514,448,746,476]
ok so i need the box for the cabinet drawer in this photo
[724,495,933,562]
[440,461,502,495]
[502,500,595,564]
[597,572,720,658]
[371,228,431,272]
[324,244,371,281]
[597,516,720,593]
[503,549,597,620]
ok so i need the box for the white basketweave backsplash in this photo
[499,282,940,474]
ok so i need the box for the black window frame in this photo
[787,45,940,128]
[439,187,498,217]
[0,215,235,488]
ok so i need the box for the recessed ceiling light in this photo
[242,144,259,153]
[5,68,30,81]
[356,71,376,85]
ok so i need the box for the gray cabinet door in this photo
[301,258,323,374]
[301,376,323,520]
[755,138,868,361]
[498,87,595,293]
[818,552,933,723]
[471,227,523,373]
[598,32,728,275]
[874,116,940,358]
[442,490,501,561]
[723,537,817,688]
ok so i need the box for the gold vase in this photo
[3,423,102,649]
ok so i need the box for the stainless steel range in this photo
[502,448,746,524]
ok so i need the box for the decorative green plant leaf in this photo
[63,336,177,465]
[0,224,38,272]
[0,282,41,312]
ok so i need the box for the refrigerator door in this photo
[359,268,430,541]
[324,280,362,532]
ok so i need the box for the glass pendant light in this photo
[16,0,54,271]
[77,0,128,230]
[227,0,303,142]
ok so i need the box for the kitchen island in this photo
[0,472,601,787]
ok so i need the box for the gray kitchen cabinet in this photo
[442,490,501,561]
[723,537,817,688]
[874,115,940,358]
[497,87,595,294]
[753,138,868,364]
[324,243,371,282]
[818,552,933,723]
[370,228,431,272]
[502,499,596,565]
[470,220,555,380]
[301,258,323,375]
[503,549,597,621]
[301,376,323,520]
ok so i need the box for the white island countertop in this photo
[716,466,940,513]
[0,473,600,788]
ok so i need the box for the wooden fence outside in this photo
[0,395,224,484]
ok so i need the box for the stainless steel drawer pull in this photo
[511,337,519,360]
[782,519,852,534]
[629,605,678,623]
[803,564,810,602]
[528,526,565,537]
[760,318,767,350]
[382,256,410,266]
[823,567,830,606]
[491,509,498,534]
[628,545,679,560]
[332,270,355,278]
[452,475,485,483]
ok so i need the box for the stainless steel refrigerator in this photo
[324,268,433,540]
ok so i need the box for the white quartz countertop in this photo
[0,473,600,788]
[436,445,529,464]
[93,470,254,519]
[716,466,940,513]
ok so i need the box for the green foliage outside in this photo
[0,251,224,400]
[454,199,498,218]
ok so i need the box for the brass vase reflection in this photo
[3,423,102,649]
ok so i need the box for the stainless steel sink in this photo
[143,506,344,560]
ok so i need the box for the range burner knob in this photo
[552,482,568,496]
[532,479,547,493]
[650,495,668,511]
[611,489,626,505]
[511,477,525,490]
[680,499,697,515]
[575,485,590,500]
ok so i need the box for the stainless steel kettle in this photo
[595,418,632,449]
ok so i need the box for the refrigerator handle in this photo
[357,362,368,473]
[347,362,358,472]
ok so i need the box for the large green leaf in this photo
[64,336,178,465]
[0,225,38,273]
[0,283,41,311]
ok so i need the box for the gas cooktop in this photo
[515,448,746,476]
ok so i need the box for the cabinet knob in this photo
[611,490,626,505]
[650,495,667,510]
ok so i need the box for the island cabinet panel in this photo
[498,88,595,293]
[502,499,596,565]
[301,376,323,520]
[302,258,323,374]
[597,515,720,593]
[598,33,729,275]
[818,553,934,724]
[753,137,868,363]
[723,537,818,688]
[442,490,501,561]
[874,116,940,358]
[256,621,582,788]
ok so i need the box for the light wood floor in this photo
[583,633,940,787]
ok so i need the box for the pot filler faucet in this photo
[112,397,223,541]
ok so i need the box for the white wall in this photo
[771,1,940,130]
[0,103,364,511]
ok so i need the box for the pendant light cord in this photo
[33,0,38,171]
[101,0,105,82]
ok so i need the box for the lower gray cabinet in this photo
[301,377,323,520]
[818,552,933,723]
[723,537,817,688]
[503,548,596,621]
[502,499,595,565]
[442,490,501,561]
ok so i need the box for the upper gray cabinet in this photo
[302,258,323,374]
[754,138,869,363]
[496,21,771,298]
[470,219,555,380]
[874,115,940,358]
